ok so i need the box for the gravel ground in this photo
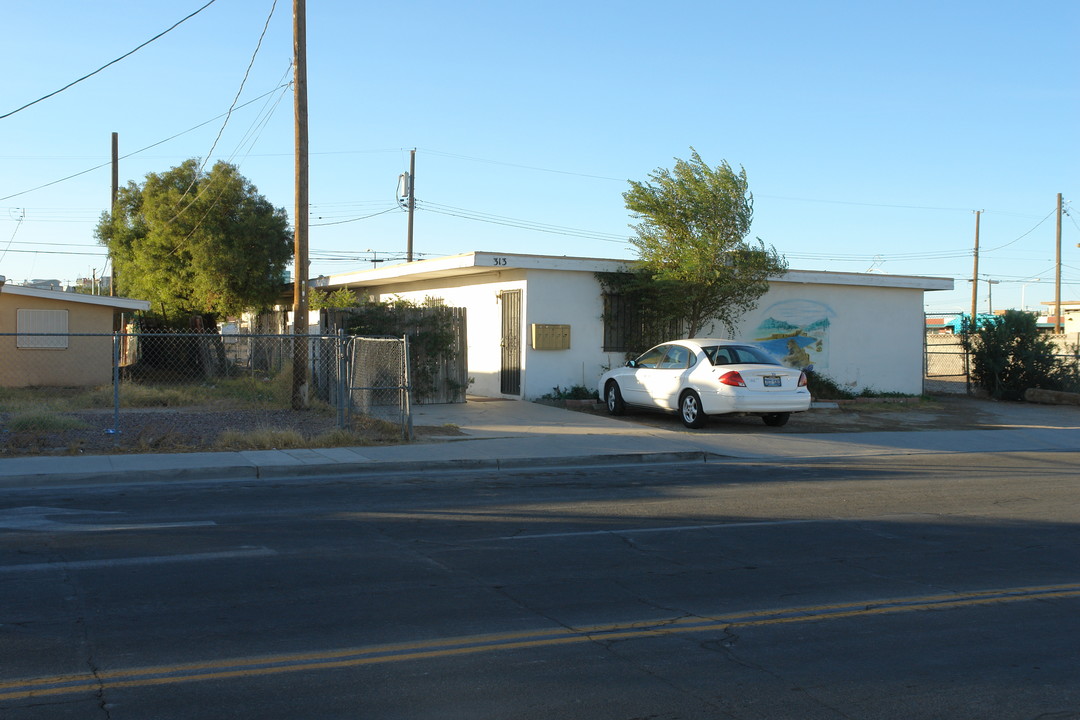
[0,407,443,458]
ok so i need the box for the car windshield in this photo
[702,345,781,366]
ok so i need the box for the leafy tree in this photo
[961,310,1077,399]
[623,148,787,337]
[96,159,291,324]
[310,287,361,311]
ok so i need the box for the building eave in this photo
[0,284,151,311]
[317,251,635,289]
[317,251,954,293]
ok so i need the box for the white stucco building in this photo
[318,251,953,400]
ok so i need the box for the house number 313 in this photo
[493,257,508,266]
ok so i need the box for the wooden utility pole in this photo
[1054,193,1063,333]
[969,210,981,330]
[110,132,118,296]
[291,0,310,409]
[406,148,416,262]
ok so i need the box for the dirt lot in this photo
[0,407,457,458]
[1,394,1076,458]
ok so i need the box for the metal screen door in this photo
[499,289,522,395]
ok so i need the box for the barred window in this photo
[602,293,640,352]
[602,293,684,355]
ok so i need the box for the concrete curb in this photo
[0,450,729,488]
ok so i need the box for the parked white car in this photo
[600,338,811,428]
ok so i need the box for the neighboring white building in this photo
[319,251,953,399]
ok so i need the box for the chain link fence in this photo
[347,336,413,438]
[0,331,413,455]
[924,333,970,394]
[924,329,1080,395]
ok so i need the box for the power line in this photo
[197,0,278,174]
[418,201,631,243]
[0,83,290,203]
[0,208,26,264]
[0,1,220,120]
[310,207,399,227]
[756,194,976,213]
[419,148,626,182]
[983,206,1057,253]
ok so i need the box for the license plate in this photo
[763,376,782,388]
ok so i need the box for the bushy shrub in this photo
[803,369,854,400]
[541,385,598,401]
[961,310,1071,400]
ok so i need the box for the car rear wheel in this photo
[605,382,625,415]
[762,412,790,427]
[679,391,707,428]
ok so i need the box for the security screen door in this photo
[499,289,521,395]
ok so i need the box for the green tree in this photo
[96,159,291,324]
[623,148,787,337]
[310,287,361,311]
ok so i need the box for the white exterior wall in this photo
[324,253,948,401]
[736,281,927,395]
[366,273,930,398]
[367,271,526,398]
[520,269,609,398]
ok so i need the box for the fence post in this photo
[402,334,414,441]
[109,331,121,439]
[337,329,347,430]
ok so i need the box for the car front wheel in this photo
[762,412,790,427]
[605,382,625,415]
[679,391,707,428]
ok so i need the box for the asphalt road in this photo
[2,452,1080,719]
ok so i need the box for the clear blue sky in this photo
[1,0,1076,314]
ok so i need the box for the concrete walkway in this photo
[1,398,1078,487]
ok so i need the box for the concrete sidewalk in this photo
[0,397,1078,487]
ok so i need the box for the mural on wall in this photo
[752,299,834,370]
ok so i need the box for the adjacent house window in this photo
[16,309,69,349]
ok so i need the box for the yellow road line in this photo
[4,582,1079,701]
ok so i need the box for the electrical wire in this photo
[198,0,278,174]
[0,247,105,258]
[418,201,631,243]
[0,209,26,264]
[310,207,399,227]
[168,0,280,223]
[226,66,292,165]
[983,206,1057,253]
[0,1,220,120]
[0,83,290,204]
[418,149,626,182]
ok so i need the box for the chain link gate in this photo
[1,331,415,450]
[345,336,413,440]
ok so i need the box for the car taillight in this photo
[718,370,746,387]
[798,371,808,387]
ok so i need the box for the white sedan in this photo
[599,338,811,428]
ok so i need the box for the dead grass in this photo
[6,411,92,433]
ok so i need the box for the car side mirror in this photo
[625,360,637,368]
